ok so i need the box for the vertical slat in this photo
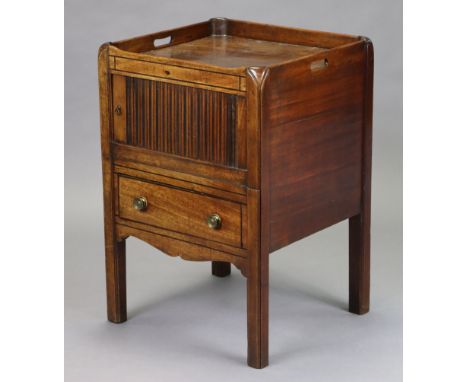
[170,83,175,154]
[134,79,140,146]
[125,77,131,144]
[231,93,237,167]
[182,86,188,157]
[143,79,149,147]
[193,87,199,159]
[220,94,225,164]
[199,89,206,161]
[174,84,179,155]
[215,92,219,162]
[150,81,156,150]
[163,82,168,152]
[131,78,136,145]
[140,79,145,147]
[209,91,214,162]
[236,96,246,168]
[185,86,191,158]
[157,81,162,151]
[216,92,221,163]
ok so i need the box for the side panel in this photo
[262,42,368,252]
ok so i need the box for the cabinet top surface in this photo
[143,36,326,68]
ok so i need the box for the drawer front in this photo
[118,176,242,247]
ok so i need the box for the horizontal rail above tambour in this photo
[112,143,247,191]
[111,56,245,91]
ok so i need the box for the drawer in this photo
[118,176,242,247]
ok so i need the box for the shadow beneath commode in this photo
[127,272,245,318]
[127,266,347,320]
[109,264,351,366]
[270,270,349,312]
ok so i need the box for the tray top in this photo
[143,36,326,69]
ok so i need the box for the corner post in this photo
[98,44,127,323]
[246,67,270,368]
[349,39,374,315]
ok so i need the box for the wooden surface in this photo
[146,35,326,68]
[349,38,374,315]
[244,67,270,368]
[98,44,127,324]
[114,56,243,90]
[115,165,246,204]
[262,42,366,252]
[115,223,247,275]
[99,19,373,369]
[113,142,247,187]
[112,75,242,167]
[118,175,243,247]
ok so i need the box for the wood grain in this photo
[112,75,127,143]
[349,38,374,315]
[114,165,247,204]
[149,35,325,68]
[112,20,211,54]
[246,188,268,368]
[227,18,359,49]
[115,216,247,257]
[118,176,242,247]
[119,77,241,167]
[99,20,373,369]
[116,224,247,275]
[112,160,246,196]
[98,44,127,323]
[262,41,366,252]
[115,57,242,90]
[113,142,247,186]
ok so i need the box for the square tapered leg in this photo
[247,253,269,368]
[349,213,370,315]
[105,238,127,323]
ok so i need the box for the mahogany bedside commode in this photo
[98,18,373,368]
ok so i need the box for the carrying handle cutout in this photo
[153,36,172,48]
[310,58,328,71]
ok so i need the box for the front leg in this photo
[247,251,269,368]
[105,237,127,323]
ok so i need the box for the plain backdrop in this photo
[65,1,402,381]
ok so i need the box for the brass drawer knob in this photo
[133,196,148,211]
[114,105,122,115]
[207,213,222,230]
